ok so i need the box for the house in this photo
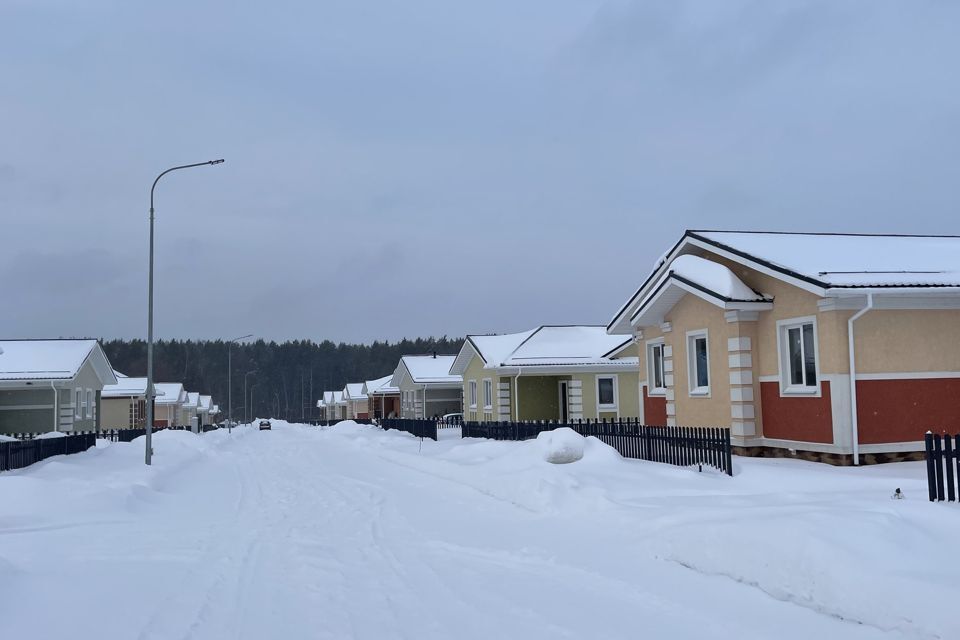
[0,339,117,435]
[321,390,346,421]
[391,354,462,419]
[153,383,187,427]
[182,392,200,428]
[198,395,213,425]
[363,375,400,419]
[607,230,960,464]
[342,383,369,419]
[449,326,640,423]
[101,375,158,429]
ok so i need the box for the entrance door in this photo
[558,381,569,422]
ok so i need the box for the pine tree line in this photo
[101,337,464,421]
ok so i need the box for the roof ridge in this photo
[689,229,960,239]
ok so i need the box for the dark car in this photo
[259,420,272,431]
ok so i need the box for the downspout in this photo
[514,368,522,422]
[847,293,874,466]
[50,381,59,432]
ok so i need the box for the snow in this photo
[0,434,17,442]
[102,376,157,398]
[363,374,398,395]
[153,382,185,405]
[401,354,461,383]
[184,391,200,408]
[668,254,766,301]
[537,427,584,463]
[33,430,68,439]
[468,330,536,367]
[694,230,960,288]
[343,382,366,400]
[0,339,99,380]
[1,421,957,639]
[505,326,637,367]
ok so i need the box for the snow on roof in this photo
[343,382,366,400]
[333,390,345,404]
[113,369,129,378]
[694,231,960,288]
[323,391,335,404]
[199,395,212,411]
[667,255,767,301]
[316,399,326,408]
[154,383,185,405]
[102,377,162,398]
[0,339,110,381]
[363,374,398,395]
[401,355,461,384]
[469,330,537,366]
[184,392,200,408]
[504,327,635,367]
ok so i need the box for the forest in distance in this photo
[101,336,464,421]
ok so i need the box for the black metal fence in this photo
[462,419,733,476]
[307,418,374,427]
[925,432,960,502]
[0,433,97,472]
[381,418,438,441]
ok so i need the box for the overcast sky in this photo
[2,1,958,343]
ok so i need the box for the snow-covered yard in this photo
[0,421,956,639]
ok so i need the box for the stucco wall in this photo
[101,397,133,429]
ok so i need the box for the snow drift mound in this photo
[537,428,584,464]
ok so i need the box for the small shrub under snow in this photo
[537,427,585,464]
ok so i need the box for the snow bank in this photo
[537,428,584,464]
[0,434,18,442]
[34,431,68,439]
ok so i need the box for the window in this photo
[482,379,493,410]
[86,390,93,419]
[647,341,666,394]
[687,330,710,396]
[468,380,478,409]
[75,389,82,418]
[597,375,618,410]
[779,318,819,393]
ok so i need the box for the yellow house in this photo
[608,230,960,464]
[449,326,640,424]
[391,355,462,419]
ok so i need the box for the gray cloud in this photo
[2,0,959,343]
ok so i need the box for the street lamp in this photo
[144,159,224,466]
[227,334,253,433]
[244,370,257,424]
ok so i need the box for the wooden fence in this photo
[462,419,733,476]
[381,418,438,441]
[925,432,960,502]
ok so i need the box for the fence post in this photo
[934,433,945,502]
[945,435,956,502]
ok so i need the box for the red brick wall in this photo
[760,381,833,443]
[643,387,668,426]
[857,378,960,443]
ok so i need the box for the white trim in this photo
[728,353,752,369]
[646,338,667,396]
[728,336,751,352]
[775,315,822,397]
[482,378,493,411]
[685,329,711,397]
[734,435,925,455]
[0,404,55,411]
[595,374,619,415]
[856,371,960,380]
[468,380,478,409]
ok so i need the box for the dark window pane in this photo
[803,323,817,386]
[653,346,664,388]
[599,378,615,405]
[695,337,709,388]
[788,327,803,385]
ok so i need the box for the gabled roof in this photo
[0,339,117,385]
[396,355,461,385]
[609,230,960,333]
[198,395,212,411]
[184,392,200,408]
[362,374,398,395]
[102,377,163,398]
[451,326,636,374]
[343,382,366,401]
[154,383,186,405]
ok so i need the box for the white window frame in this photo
[482,378,493,411]
[595,374,619,413]
[686,329,711,397]
[75,389,82,418]
[468,380,478,409]
[646,339,666,396]
[86,389,93,419]
[776,315,822,397]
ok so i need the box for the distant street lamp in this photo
[244,370,257,424]
[227,334,253,433]
[144,159,224,466]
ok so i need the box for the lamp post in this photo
[227,334,253,433]
[144,159,224,466]
[244,370,257,424]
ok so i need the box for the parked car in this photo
[259,420,272,431]
[440,413,463,426]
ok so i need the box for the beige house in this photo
[181,392,200,428]
[391,355,462,419]
[198,395,213,425]
[153,383,187,427]
[363,375,400,419]
[321,390,346,421]
[608,230,960,464]
[450,326,640,424]
[101,376,156,429]
[342,383,369,419]
[0,339,117,435]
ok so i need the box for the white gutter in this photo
[514,368,522,422]
[847,293,874,466]
[50,381,58,432]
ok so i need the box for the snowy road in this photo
[1,422,955,639]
